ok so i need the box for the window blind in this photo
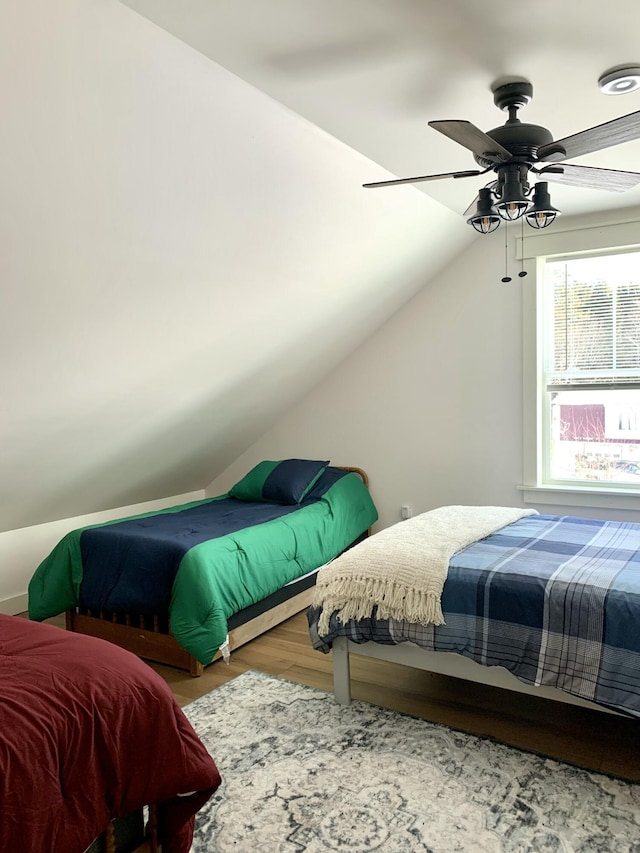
[545,251,640,391]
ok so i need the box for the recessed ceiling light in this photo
[598,64,640,95]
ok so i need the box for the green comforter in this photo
[29,469,377,664]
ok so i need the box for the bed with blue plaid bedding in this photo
[308,513,640,716]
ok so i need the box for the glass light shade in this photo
[495,199,530,220]
[527,209,557,229]
[468,213,501,234]
[496,201,529,221]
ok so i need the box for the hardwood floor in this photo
[43,610,640,782]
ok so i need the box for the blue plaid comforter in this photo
[308,514,640,716]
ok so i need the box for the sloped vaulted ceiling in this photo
[0,0,472,532]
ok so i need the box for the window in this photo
[540,249,640,490]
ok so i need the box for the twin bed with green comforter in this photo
[29,459,377,672]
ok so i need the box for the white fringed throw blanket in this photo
[313,505,537,635]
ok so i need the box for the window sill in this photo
[518,483,640,511]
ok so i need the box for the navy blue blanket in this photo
[80,466,349,614]
[79,499,302,614]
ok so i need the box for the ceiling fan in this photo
[364,79,640,233]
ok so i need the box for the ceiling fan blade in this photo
[463,195,480,217]
[428,120,512,164]
[463,180,498,216]
[537,163,640,192]
[537,110,640,163]
[363,169,482,189]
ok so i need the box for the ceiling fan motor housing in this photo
[473,122,555,169]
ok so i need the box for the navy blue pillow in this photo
[230,459,330,504]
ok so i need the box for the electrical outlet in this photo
[401,505,412,519]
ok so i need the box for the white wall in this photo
[208,208,640,530]
[0,0,472,535]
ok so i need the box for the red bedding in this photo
[0,615,221,853]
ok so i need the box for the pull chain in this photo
[501,222,511,283]
[519,215,528,278]
[501,219,528,282]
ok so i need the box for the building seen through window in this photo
[543,250,640,486]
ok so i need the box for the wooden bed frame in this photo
[331,637,621,716]
[67,466,371,677]
[67,586,315,678]
[84,804,158,853]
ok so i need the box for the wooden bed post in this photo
[332,636,352,705]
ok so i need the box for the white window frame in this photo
[518,214,640,511]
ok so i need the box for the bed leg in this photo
[189,656,204,678]
[332,637,352,705]
[65,609,75,631]
[104,820,116,853]
[146,804,159,853]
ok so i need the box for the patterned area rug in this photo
[183,671,640,852]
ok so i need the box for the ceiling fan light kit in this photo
[364,78,640,235]
[526,182,560,229]
[598,65,640,95]
[467,187,500,234]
